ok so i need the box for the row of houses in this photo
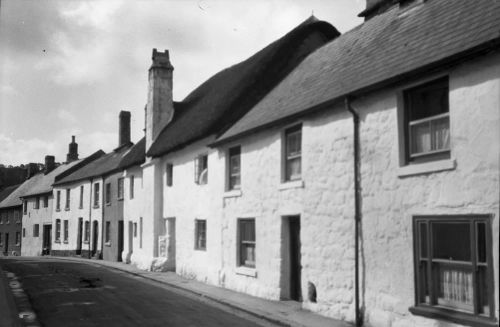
[1,1,499,326]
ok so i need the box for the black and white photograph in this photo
[0,0,499,326]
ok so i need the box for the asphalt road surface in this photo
[0,257,275,327]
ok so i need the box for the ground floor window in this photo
[84,221,90,242]
[15,232,21,245]
[63,220,69,242]
[55,219,61,242]
[133,222,137,238]
[33,224,39,237]
[238,219,255,268]
[194,219,206,250]
[105,221,111,244]
[411,215,496,326]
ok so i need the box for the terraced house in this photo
[0,184,24,256]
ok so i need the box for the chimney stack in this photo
[66,135,79,162]
[44,155,56,174]
[146,48,174,152]
[119,111,131,147]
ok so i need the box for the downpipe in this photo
[345,96,363,327]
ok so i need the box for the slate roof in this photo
[0,179,33,208]
[214,0,500,145]
[118,137,146,170]
[147,16,340,157]
[0,184,20,203]
[54,142,143,185]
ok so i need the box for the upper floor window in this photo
[411,215,495,325]
[117,178,124,200]
[284,125,302,181]
[35,196,40,209]
[93,183,100,207]
[79,185,84,209]
[23,200,28,214]
[228,146,241,190]
[166,163,173,187]
[105,183,111,205]
[43,195,48,208]
[65,189,70,210]
[404,77,450,163]
[14,210,20,223]
[55,219,61,242]
[56,190,61,211]
[194,154,208,185]
[129,176,135,199]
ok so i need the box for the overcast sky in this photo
[0,0,364,166]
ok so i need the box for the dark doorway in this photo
[42,225,52,255]
[289,216,302,301]
[92,220,98,257]
[76,218,83,255]
[4,233,9,255]
[117,221,124,262]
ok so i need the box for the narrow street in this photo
[0,257,274,327]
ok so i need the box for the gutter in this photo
[345,96,363,327]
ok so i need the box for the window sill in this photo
[106,203,111,206]
[83,240,89,244]
[236,266,257,278]
[117,198,124,201]
[105,242,111,247]
[409,305,497,327]
[55,240,61,244]
[279,179,304,190]
[223,189,242,198]
[55,209,61,212]
[64,208,70,211]
[78,206,83,209]
[194,248,207,252]
[398,158,456,178]
[93,205,100,209]
[63,241,68,244]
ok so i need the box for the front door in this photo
[42,225,52,255]
[92,221,98,257]
[117,221,124,262]
[5,233,9,255]
[289,216,302,301]
[76,218,83,255]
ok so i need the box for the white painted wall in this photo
[21,195,53,256]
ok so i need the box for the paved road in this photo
[0,257,273,327]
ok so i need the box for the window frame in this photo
[43,195,48,208]
[105,221,111,244]
[35,196,40,209]
[117,178,124,200]
[238,218,256,268]
[23,199,28,214]
[283,124,302,182]
[65,189,70,211]
[56,190,61,211]
[410,215,496,327]
[93,183,100,208]
[129,175,135,199]
[63,220,69,243]
[194,219,207,251]
[105,183,111,205]
[227,146,241,191]
[79,185,84,209]
[194,154,208,185]
[84,221,90,243]
[55,219,61,242]
[166,163,173,187]
[15,231,21,245]
[33,224,39,237]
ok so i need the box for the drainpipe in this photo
[346,96,362,327]
[88,179,93,259]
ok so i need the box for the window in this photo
[15,232,20,245]
[117,178,124,200]
[23,200,28,214]
[22,228,26,237]
[194,155,208,185]
[133,222,137,237]
[93,183,100,207]
[0,212,3,224]
[79,185,84,208]
[84,221,90,242]
[194,219,207,250]
[35,196,40,209]
[105,183,111,205]
[56,190,61,211]
[411,215,495,325]
[0,233,2,245]
[228,147,241,190]
[65,189,70,210]
[404,77,450,163]
[105,221,111,243]
[33,224,39,237]
[139,217,143,248]
[130,176,135,199]
[63,220,68,242]
[14,210,20,223]
[55,219,61,242]
[166,163,173,187]
[238,219,256,268]
[284,125,302,181]
[6,211,10,224]
[43,195,48,208]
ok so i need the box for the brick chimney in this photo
[44,155,56,174]
[66,135,79,162]
[119,111,131,147]
[146,48,174,152]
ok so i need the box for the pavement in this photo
[1,256,352,327]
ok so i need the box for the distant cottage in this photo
[1,1,498,326]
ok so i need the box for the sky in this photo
[0,0,364,166]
